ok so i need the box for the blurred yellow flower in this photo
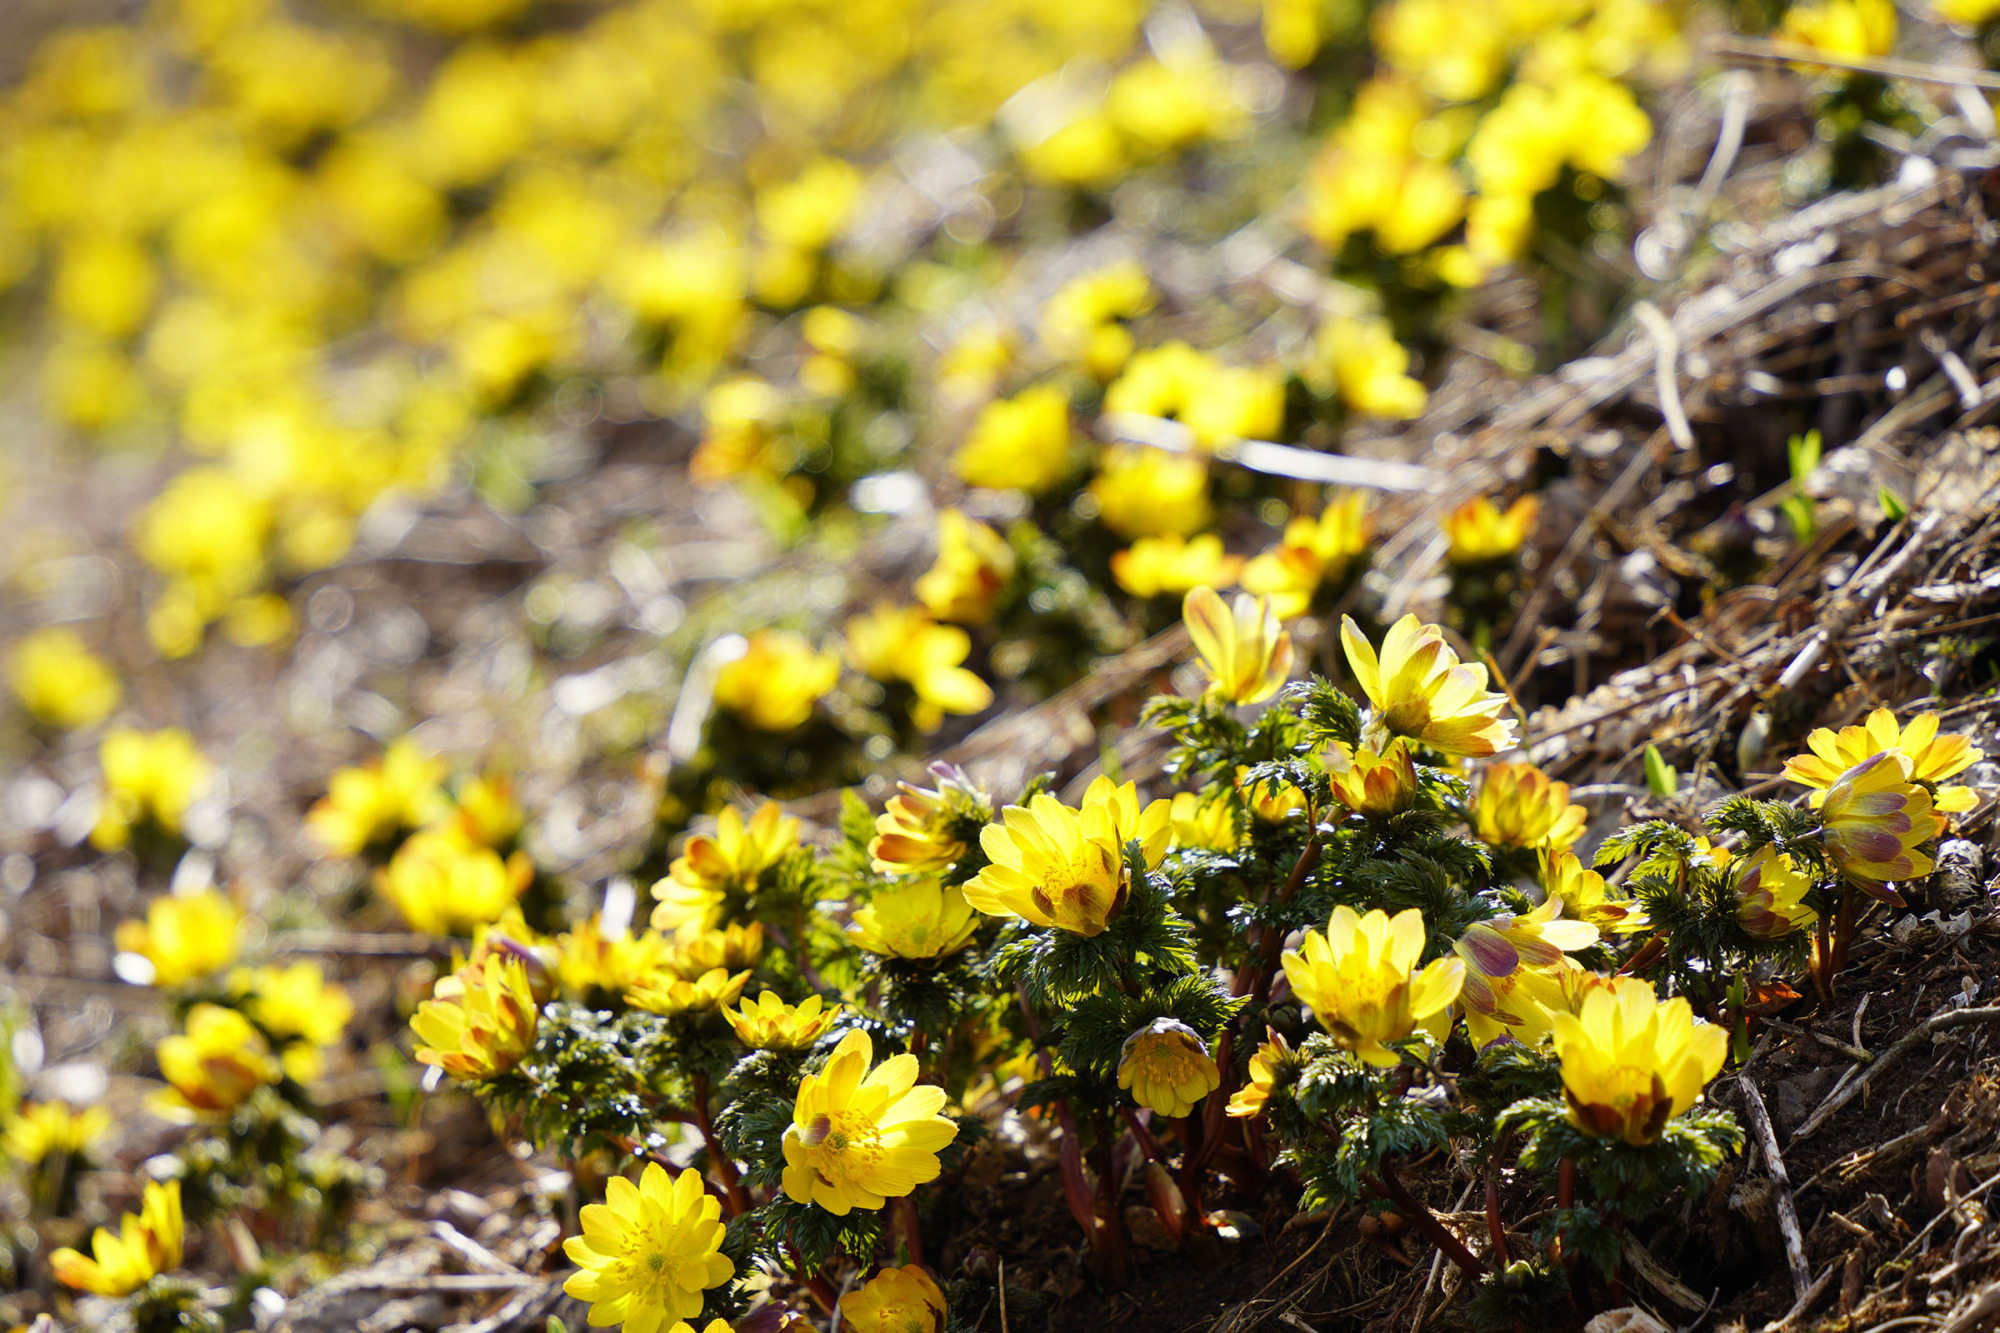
[448,769,525,849]
[1089,446,1211,539]
[114,887,241,987]
[1551,976,1725,1146]
[1731,845,1816,940]
[556,916,677,997]
[848,877,979,961]
[1779,0,1897,60]
[1168,791,1238,852]
[561,1162,734,1332]
[1783,708,1981,814]
[306,738,450,858]
[1240,492,1373,619]
[1117,1017,1220,1118]
[6,627,121,730]
[1820,752,1939,900]
[1184,586,1294,707]
[781,1028,958,1216]
[1443,495,1539,565]
[1341,614,1516,757]
[845,603,994,732]
[914,508,1015,625]
[1236,764,1307,823]
[627,964,751,1016]
[235,960,354,1082]
[93,727,213,851]
[669,921,765,976]
[1473,761,1586,851]
[1282,906,1464,1066]
[154,1003,282,1120]
[652,801,800,931]
[869,763,991,874]
[963,775,1171,937]
[713,630,840,733]
[1041,261,1153,380]
[378,830,532,935]
[412,954,539,1082]
[1104,343,1283,449]
[51,1179,183,1297]
[1327,739,1420,817]
[4,1102,111,1167]
[724,992,843,1050]
[841,1264,948,1333]
[955,385,1074,494]
[1315,317,1428,420]
[1112,533,1241,599]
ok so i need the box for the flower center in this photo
[805,1110,883,1188]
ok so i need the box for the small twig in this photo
[1737,1076,1812,1303]
[1709,33,2000,90]
[998,1258,1009,1333]
[1760,1016,1872,1063]
[1763,1264,1835,1332]
[1634,302,1694,450]
[1889,1165,2000,1266]
[1793,1005,2000,1141]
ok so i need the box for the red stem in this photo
[1366,1165,1486,1280]
[1485,1131,1512,1265]
[606,1134,733,1208]
[692,1073,750,1216]
[893,1194,924,1268]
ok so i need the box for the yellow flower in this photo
[1779,0,1897,60]
[557,917,677,997]
[1443,496,1539,565]
[114,887,241,987]
[713,630,841,733]
[962,775,1171,937]
[849,878,979,961]
[652,801,801,931]
[1169,791,1238,852]
[1184,586,1294,707]
[914,509,1015,626]
[627,965,752,1017]
[691,376,785,486]
[1041,261,1153,380]
[235,961,354,1049]
[306,739,451,858]
[1934,0,2000,22]
[1341,614,1516,757]
[1226,1031,1292,1118]
[780,1028,959,1215]
[869,764,991,875]
[1820,752,1939,900]
[845,604,994,732]
[1473,762,1586,851]
[6,627,121,730]
[154,1003,282,1121]
[670,921,765,976]
[955,385,1074,495]
[1281,906,1464,1066]
[1326,740,1421,817]
[5,1102,111,1166]
[723,992,844,1050]
[412,954,539,1082]
[448,769,526,849]
[1551,977,1726,1146]
[1453,900,1598,1049]
[1731,845,1817,940]
[1103,343,1283,449]
[561,1161,734,1333]
[1783,708,1982,814]
[1117,1018,1221,1118]
[1315,317,1428,420]
[92,727,212,851]
[841,1264,948,1333]
[378,830,533,935]
[1090,446,1211,539]
[1236,765,1307,823]
[1239,492,1373,618]
[51,1179,183,1297]
[1540,850,1648,936]
[1111,533,1242,599]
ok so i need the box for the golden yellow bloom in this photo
[154,1003,282,1121]
[6,627,121,730]
[1453,900,1598,1049]
[1041,261,1153,380]
[562,1162,734,1333]
[1112,533,1242,599]
[670,921,764,976]
[1443,495,1539,565]
[51,1179,183,1297]
[627,965,752,1017]
[449,769,525,849]
[691,376,785,486]
[379,830,532,935]
[1184,586,1294,707]
[1779,0,1897,60]
[963,776,1171,937]
[848,878,979,961]
[869,763,991,874]
[955,385,1074,494]
[235,961,354,1049]
[713,630,840,733]
[1783,708,1982,814]
[1118,1018,1221,1118]
[1731,845,1816,940]
[1934,0,2000,23]
[1169,791,1238,852]
[723,992,844,1050]
[1473,762,1586,851]
[1315,317,1428,420]
[1540,850,1648,936]
[1342,614,1516,757]
[652,801,801,931]
[114,887,241,987]
[1326,740,1421,817]
[1236,765,1307,823]
[412,954,540,1082]
[1281,906,1464,1066]
[1226,1031,1292,1118]
[841,1264,947,1333]
[1090,446,1211,539]
[306,738,450,857]
[4,1102,111,1166]
[914,509,1015,626]
[92,727,212,851]
[1551,977,1726,1146]
[1820,752,1939,900]
[1103,343,1284,449]
[780,1028,958,1216]
[556,916,677,997]
[1239,492,1373,618]
[845,604,994,732]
